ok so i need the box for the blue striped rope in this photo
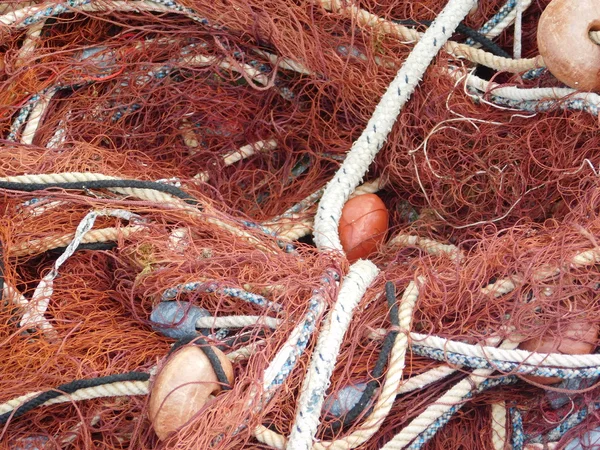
[412,345,600,380]
[407,376,518,449]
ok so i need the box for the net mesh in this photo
[1,0,600,448]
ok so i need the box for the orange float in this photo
[338,194,389,262]
[537,0,600,91]
[149,345,234,440]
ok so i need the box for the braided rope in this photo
[528,404,595,444]
[387,234,463,261]
[268,178,384,241]
[1,0,210,29]
[462,71,600,103]
[482,246,600,298]
[313,0,477,252]
[410,333,600,369]
[194,315,282,330]
[9,226,143,257]
[288,260,379,450]
[510,407,525,450]
[404,377,518,450]
[380,340,518,450]
[260,271,336,394]
[162,281,282,312]
[412,344,600,379]
[0,172,188,206]
[491,402,507,450]
[475,0,517,40]
[253,279,421,450]
[312,0,541,73]
[395,365,456,395]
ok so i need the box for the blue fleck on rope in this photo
[21,0,92,27]
[465,0,516,45]
[464,86,600,117]
[7,93,43,141]
[262,271,338,392]
[527,404,599,444]
[510,407,525,450]
[522,68,547,80]
[407,376,518,449]
[411,345,600,379]
[162,281,282,312]
[240,221,296,253]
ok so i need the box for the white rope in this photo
[491,401,507,450]
[312,0,540,73]
[266,178,384,241]
[194,139,278,181]
[313,0,477,252]
[481,246,600,298]
[195,315,282,330]
[19,209,140,336]
[0,345,250,419]
[396,365,457,395]
[513,0,523,59]
[454,69,600,106]
[380,340,518,450]
[20,88,58,145]
[410,332,600,368]
[387,234,463,261]
[253,279,422,450]
[287,260,379,450]
[0,380,149,419]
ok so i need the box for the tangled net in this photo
[2,0,600,448]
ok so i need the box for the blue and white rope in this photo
[287,260,379,450]
[20,209,141,337]
[411,345,600,380]
[407,377,518,450]
[161,281,282,312]
[528,405,598,444]
[511,407,525,450]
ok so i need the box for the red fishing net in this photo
[1,0,599,448]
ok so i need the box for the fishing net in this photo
[1,0,600,449]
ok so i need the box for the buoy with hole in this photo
[537,0,600,91]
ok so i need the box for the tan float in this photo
[149,345,234,440]
[537,0,600,91]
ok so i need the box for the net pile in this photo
[1,0,600,449]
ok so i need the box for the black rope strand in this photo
[168,337,232,390]
[393,19,511,59]
[0,372,150,425]
[0,179,199,206]
[47,241,118,254]
[339,281,400,428]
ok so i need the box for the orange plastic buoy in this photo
[339,194,389,262]
[149,346,234,440]
[537,0,600,91]
[519,322,599,385]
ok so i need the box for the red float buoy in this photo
[338,194,389,262]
